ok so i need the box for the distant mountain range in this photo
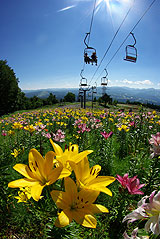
[23,87,160,105]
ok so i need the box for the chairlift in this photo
[92,82,97,94]
[79,70,88,87]
[101,69,108,86]
[124,32,137,63]
[84,33,97,65]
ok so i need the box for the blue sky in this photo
[0,0,159,90]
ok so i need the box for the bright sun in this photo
[96,0,132,14]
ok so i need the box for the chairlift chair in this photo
[80,69,88,87]
[101,69,108,86]
[92,83,97,94]
[80,78,88,87]
[124,32,137,63]
[84,33,97,65]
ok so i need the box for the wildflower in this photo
[123,228,149,239]
[50,139,93,179]
[15,187,32,203]
[12,122,23,130]
[101,131,113,140]
[24,124,35,134]
[42,131,51,139]
[11,149,20,158]
[116,173,129,189]
[2,130,7,136]
[8,130,15,135]
[51,177,109,228]
[123,227,139,239]
[127,176,145,195]
[149,132,160,158]
[116,174,145,195]
[118,125,129,132]
[73,157,115,196]
[123,191,160,235]
[52,129,65,142]
[145,191,160,234]
[8,149,61,201]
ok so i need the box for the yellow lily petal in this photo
[47,166,62,184]
[49,139,63,155]
[89,186,113,196]
[90,165,101,177]
[31,184,45,201]
[82,214,97,228]
[72,210,97,228]
[8,178,38,188]
[29,149,44,177]
[58,168,71,179]
[55,210,73,228]
[87,204,109,214]
[13,164,34,179]
[44,151,55,176]
[68,144,79,155]
[89,176,115,187]
[51,190,68,209]
[78,189,100,204]
[71,150,93,164]
[64,177,77,205]
[73,157,90,181]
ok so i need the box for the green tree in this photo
[30,96,43,109]
[0,60,22,116]
[64,92,75,103]
[45,93,58,105]
[99,93,112,107]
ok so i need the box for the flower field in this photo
[0,105,160,238]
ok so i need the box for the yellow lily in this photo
[11,149,20,158]
[15,187,32,203]
[73,157,115,196]
[51,177,108,228]
[8,149,61,201]
[50,139,93,179]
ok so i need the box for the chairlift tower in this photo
[79,70,90,109]
[78,88,84,108]
[91,83,97,109]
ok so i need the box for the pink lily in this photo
[101,131,113,140]
[116,173,129,189]
[126,176,145,195]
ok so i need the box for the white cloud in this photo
[57,5,76,12]
[122,79,153,86]
[122,79,134,84]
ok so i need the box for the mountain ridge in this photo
[23,86,160,105]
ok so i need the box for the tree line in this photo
[0,60,76,116]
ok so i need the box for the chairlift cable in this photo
[79,0,97,108]
[94,0,157,83]
[88,0,135,86]
[87,0,97,46]
[81,0,97,74]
